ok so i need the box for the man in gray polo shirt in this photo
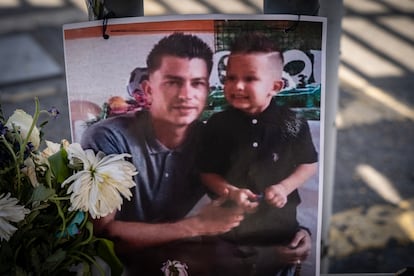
[81,33,311,275]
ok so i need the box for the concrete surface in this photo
[328,0,414,273]
[0,0,413,274]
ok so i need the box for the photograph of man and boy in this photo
[64,15,326,276]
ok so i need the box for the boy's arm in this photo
[277,162,318,195]
[266,162,317,207]
[200,172,233,198]
[201,173,259,211]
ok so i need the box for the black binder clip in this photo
[102,11,115,39]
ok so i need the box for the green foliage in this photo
[0,99,123,276]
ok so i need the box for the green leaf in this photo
[49,149,70,184]
[83,221,95,245]
[31,184,56,202]
[80,262,91,275]
[23,209,40,224]
[96,238,123,276]
[30,247,41,273]
[45,248,66,272]
[39,120,49,129]
[44,166,53,188]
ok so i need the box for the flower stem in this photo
[16,97,41,195]
[50,197,67,242]
[0,136,20,195]
[19,97,40,162]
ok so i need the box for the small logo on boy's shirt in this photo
[272,152,279,162]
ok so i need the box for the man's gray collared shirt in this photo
[81,111,205,222]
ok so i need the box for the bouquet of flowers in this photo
[0,98,137,275]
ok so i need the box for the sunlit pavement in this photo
[329,0,414,273]
[0,0,413,274]
[329,197,414,257]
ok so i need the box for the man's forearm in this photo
[92,202,244,254]
[97,217,203,254]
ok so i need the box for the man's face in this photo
[145,55,209,127]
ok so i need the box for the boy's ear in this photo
[272,80,284,95]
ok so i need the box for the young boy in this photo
[198,32,318,246]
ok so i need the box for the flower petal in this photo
[63,147,137,219]
[0,193,30,241]
[6,109,40,150]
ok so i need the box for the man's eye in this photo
[192,80,207,88]
[166,80,180,86]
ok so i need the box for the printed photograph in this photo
[63,14,326,276]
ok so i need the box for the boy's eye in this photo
[244,76,258,82]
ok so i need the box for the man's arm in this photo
[93,198,244,254]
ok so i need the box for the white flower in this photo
[21,158,40,187]
[0,193,30,242]
[30,139,70,175]
[6,109,40,150]
[62,143,137,219]
[161,260,189,276]
[42,139,70,158]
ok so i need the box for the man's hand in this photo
[272,228,311,265]
[193,197,245,236]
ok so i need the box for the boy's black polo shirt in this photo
[198,99,318,245]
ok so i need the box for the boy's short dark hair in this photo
[146,32,213,75]
[229,32,284,63]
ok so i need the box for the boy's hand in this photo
[265,183,288,208]
[227,188,259,213]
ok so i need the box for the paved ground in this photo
[0,0,413,274]
[327,0,414,273]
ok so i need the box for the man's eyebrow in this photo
[163,75,183,80]
[164,75,208,81]
[192,77,208,82]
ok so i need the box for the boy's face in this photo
[224,53,283,115]
[143,55,209,127]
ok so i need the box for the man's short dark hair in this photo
[146,32,213,75]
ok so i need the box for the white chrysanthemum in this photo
[0,193,30,242]
[62,143,137,219]
[6,109,40,150]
